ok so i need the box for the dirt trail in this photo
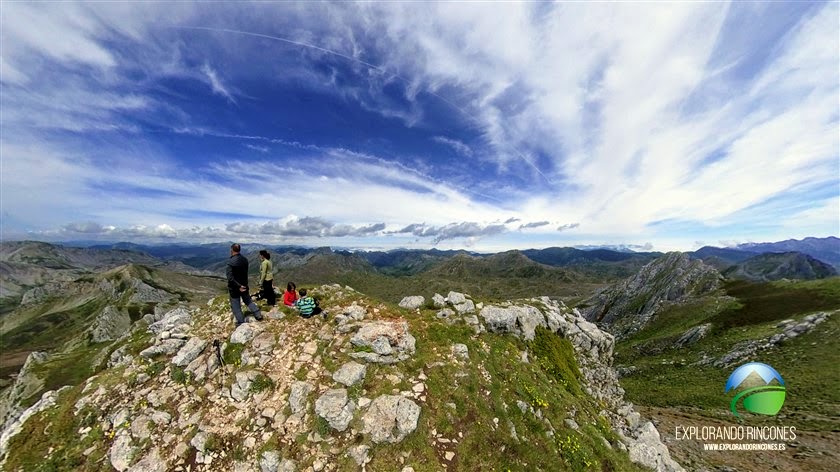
[640,406,840,472]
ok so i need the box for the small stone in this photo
[244,437,256,448]
[260,450,280,472]
[444,451,455,461]
[348,444,371,466]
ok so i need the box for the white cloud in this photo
[432,136,473,157]
[201,63,236,104]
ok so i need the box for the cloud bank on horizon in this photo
[1,1,837,251]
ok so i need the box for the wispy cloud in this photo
[244,144,269,153]
[432,136,473,157]
[201,63,236,104]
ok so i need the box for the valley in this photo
[0,237,838,471]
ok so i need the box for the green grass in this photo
[0,297,107,352]
[250,372,275,393]
[222,342,245,366]
[709,279,840,330]
[618,277,840,431]
[4,385,111,472]
[170,365,191,385]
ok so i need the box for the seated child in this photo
[294,288,322,318]
[283,282,298,307]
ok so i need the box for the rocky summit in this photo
[1,283,683,471]
[582,253,722,339]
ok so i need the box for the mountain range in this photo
[0,236,837,471]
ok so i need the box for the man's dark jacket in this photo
[226,253,250,297]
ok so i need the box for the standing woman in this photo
[258,250,276,307]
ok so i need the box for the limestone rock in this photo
[89,305,131,342]
[260,450,280,472]
[432,293,446,308]
[453,299,476,314]
[139,339,185,359]
[231,323,265,344]
[171,338,207,367]
[109,433,135,472]
[447,291,466,305]
[126,448,166,472]
[362,395,421,443]
[398,296,425,310]
[314,389,355,432]
[350,320,416,363]
[674,323,711,348]
[332,362,367,387]
[348,444,371,466]
[627,422,685,472]
[479,305,546,340]
[148,308,191,334]
[452,344,469,360]
[288,381,314,414]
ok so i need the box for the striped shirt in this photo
[295,296,317,316]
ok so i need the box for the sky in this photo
[1,1,838,252]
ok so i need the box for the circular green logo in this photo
[725,362,786,418]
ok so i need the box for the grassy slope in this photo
[616,278,840,431]
[0,266,224,407]
[5,291,645,472]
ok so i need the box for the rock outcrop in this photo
[361,395,421,444]
[704,311,835,367]
[583,253,722,339]
[89,305,133,342]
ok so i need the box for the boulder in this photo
[674,324,711,348]
[432,293,446,308]
[350,321,416,363]
[148,308,191,334]
[171,338,207,367]
[332,362,367,387]
[453,300,476,314]
[139,339,185,359]
[231,323,264,344]
[314,389,356,432]
[447,291,466,305]
[109,433,135,472]
[452,344,469,360]
[288,381,314,414]
[627,422,685,472]
[398,296,425,310]
[251,332,276,353]
[362,395,421,443]
[479,305,546,340]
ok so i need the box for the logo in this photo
[725,362,786,418]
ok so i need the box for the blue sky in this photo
[1,1,837,251]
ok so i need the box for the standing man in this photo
[227,243,263,327]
